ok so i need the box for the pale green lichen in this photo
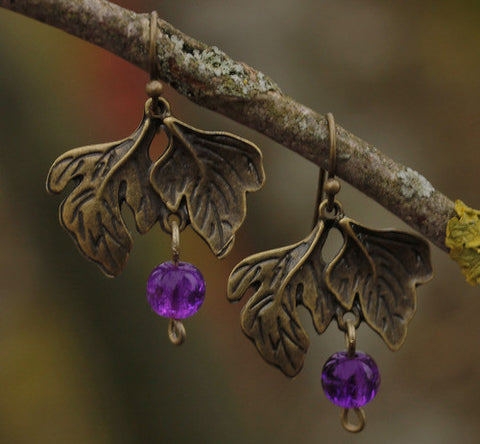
[338,151,352,161]
[168,34,278,97]
[397,167,434,199]
[446,200,480,285]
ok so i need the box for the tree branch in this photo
[0,0,455,251]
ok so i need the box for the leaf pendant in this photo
[227,204,433,377]
[151,117,265,258]
[47,98,265,276]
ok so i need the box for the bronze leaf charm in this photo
[47,97,264,276]
[150,117,265,258]
[328,218,433,350]
[46,106,173,277]
[228,212,433,377]
[228,219,337,376]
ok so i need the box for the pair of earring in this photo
[46,11,433,433]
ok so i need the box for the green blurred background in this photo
[0,0,479,443]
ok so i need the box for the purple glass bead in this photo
[321,351,380,409]
[146,261,206,319]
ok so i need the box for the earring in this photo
[227,113,433,432]
[46,11,265,344]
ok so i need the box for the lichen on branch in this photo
[0,0,458,254]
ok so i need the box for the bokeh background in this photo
[0,0,479,443]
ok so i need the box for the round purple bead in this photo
[321,351,380,409]
[146,261,206,319]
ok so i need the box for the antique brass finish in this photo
[345,318,356,357]
[325,112,337,212]
[146,80,163,98]
[167,217,186,345]
[312,112,340,226]
[227,113,433,377]
[326,113,337,179]
[171,219,180,265]
[168,319,186,346]
[149,11,160,81]
[149,114,265,257]
[340,318,366,432]
[341,407,366,433]
[228,202,433,375]
[46,104,166,277]
[46,17,265,276]
[312,167,326,229]
[336,307,361,331]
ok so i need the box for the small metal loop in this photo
[149,11,159,80]
[168,319,186,346]
[145,97,171,120]
[341,408,366,433]
[326,113,337,179]
[336,307,361,332]
[318,199,344,220]
[171,219,180,265]
[161,211,188,235]
[345,318,356,357]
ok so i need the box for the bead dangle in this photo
[318,116,380,430]
[146,218,206,345]
[321,317,380,432]
[227,113,432,432]
[46,11,264,343]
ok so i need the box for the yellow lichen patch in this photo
[446,200,480,285]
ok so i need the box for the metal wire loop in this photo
[336,307,361,331]
[161,212,187,235]
[345,318,356,357]
[318,199,344,220]
[341,407,366,433]
[145,97,171,121]
[326,113,337,179]
[312,113,339,226]
[168,319,186,346]
[149,11,159,80]
[171,219,180,265]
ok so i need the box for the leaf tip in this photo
[45,158,64,195]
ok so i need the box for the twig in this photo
[0,0,455,251]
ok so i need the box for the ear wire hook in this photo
[312,113,341,227]
[326,113,337,179]
[149,11,159,81]
[146,11,168,116]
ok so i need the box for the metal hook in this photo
[312,167,326,229]
[146,11,164,104]
[149,11,159,80]
[341,407,366,433]
[312,113,340,227]
[326,113,337,179]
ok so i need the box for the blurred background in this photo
[0,0,479,442]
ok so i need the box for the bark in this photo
[0,0,456,251]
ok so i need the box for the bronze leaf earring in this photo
[46,11,265,345]
[227,113,433,432]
